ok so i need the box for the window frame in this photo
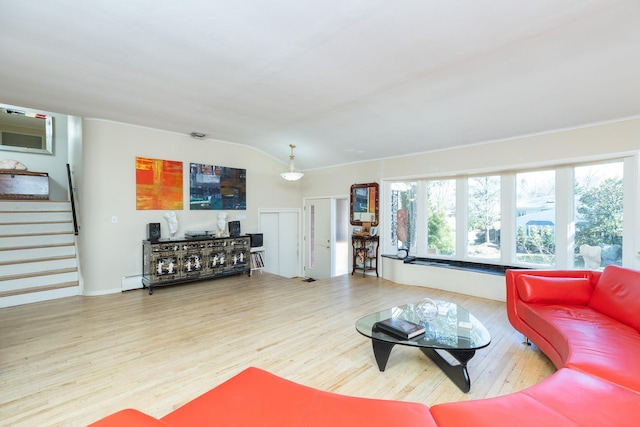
[382,155,636,270]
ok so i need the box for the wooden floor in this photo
[0,272,555,426]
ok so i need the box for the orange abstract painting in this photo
[136,157,183,210]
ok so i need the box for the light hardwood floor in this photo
[0,272,555,426]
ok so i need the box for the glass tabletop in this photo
[355,299,491,351]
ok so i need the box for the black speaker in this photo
[228,220,241,237]
[247,233,263,247]
[147,223,161,242]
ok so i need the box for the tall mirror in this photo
[350,182,379,226]
[0,107,53,155]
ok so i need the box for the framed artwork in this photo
[189,163,246,210]
[136,157,183,210]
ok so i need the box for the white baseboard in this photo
[121,275,143,291]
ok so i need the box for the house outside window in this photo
[515,170,556,266]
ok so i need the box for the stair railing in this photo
[66,163,79,235]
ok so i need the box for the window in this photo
[574,162,623,268]
[427,180,456,255]
[384,157,631,270]
[467,176,501,260]
[390,182,417,253]
[515,170,556,266]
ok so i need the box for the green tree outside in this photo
[575,177,623,248]
[428,205,454,254]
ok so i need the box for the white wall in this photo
[79,119,302,295]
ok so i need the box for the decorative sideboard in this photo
[142,235,250,294]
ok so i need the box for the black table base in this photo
[371,338,476,393]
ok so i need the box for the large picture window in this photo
[384,157,630,270]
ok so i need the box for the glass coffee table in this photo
[355,299,491,393]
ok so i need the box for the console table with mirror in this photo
[350,182,380,276]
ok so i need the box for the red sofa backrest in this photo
[589,265,640,332]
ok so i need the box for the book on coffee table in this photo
[376,317,425,339]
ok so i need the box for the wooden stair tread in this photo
[0,220,73,225]
[0,281,79,298]
[0,242,74,252]
[0,254,76,267]
[0,267,78,282]
[0,231,74,238]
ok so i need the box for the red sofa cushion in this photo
[589,265,640,331]
[87,409,170,427]
[431,368,640,427]
[516,274,592,304]
[161,367,437,427]
[518,302,640,392]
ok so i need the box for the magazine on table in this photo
[376,317,425,339]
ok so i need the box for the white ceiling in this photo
[1,0,639,170]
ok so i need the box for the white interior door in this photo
[277,212,299,277]
[259,210,300,278]
[305,198,332,280]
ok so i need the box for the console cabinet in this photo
[142,236,250,294]
[351,235,379,277]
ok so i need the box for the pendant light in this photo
[280,144,304,181]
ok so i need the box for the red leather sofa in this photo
[430,264,640,426]
[89,265,639,426]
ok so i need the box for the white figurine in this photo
[216,212,229,237]
[164,211,179,239]
[157,260,164,275]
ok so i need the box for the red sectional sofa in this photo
[89,265,639,426]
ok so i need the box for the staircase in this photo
[0,200,80,308]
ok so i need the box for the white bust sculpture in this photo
[163,211,179,238]
[216,212,228,237]
[579,244,601,269]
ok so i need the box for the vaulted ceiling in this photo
[1,1,639,170]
